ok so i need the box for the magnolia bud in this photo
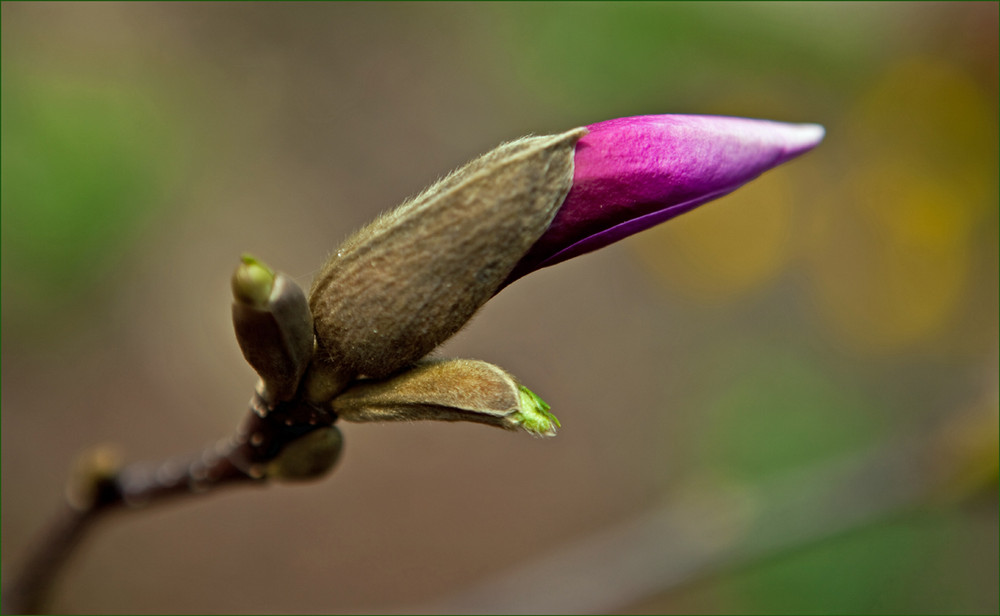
[266,426,343,482]
[232,255,315,404]
[310,128,587,379]
[331,359,560,436]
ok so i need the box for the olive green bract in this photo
[331,359,559,436]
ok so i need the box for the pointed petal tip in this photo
[500,114,825,286]
[761,121,824,167]
[799,122,826,141]
[784,122,826,155]
[584,114,825,150]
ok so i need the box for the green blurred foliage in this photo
[697,344,885,481]
[719,509,990,614]
[491,3,856,116]
[1,70,179,340]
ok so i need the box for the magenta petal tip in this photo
[504,115,825,284]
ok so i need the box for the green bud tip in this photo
[232,254,276,307]
[513,385,561,437]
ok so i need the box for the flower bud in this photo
[331,359,560,436]
[265,426,343,482]
[232,255,315,404]
[504,115,826,284]
[309,129,586,379]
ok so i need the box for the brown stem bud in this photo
[65,445,124,512]
[265,426,344,482]
[310,128,587,379]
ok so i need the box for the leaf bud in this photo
[232,255,315,404]
[265,426,344,482]
[66,445,123,511]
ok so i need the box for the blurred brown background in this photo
[2,2,997,613]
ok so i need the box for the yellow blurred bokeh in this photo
[631,169,796,302]
[632,55,998,356]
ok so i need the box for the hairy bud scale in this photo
[309,128,586,379]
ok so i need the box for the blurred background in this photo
[2,2,997,613]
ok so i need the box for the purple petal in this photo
[503,115,824,285]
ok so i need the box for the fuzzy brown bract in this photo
[309,128,586,379]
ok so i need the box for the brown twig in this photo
[0,392,339,615]
[2,440,257,615]
[3,503,95,615]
